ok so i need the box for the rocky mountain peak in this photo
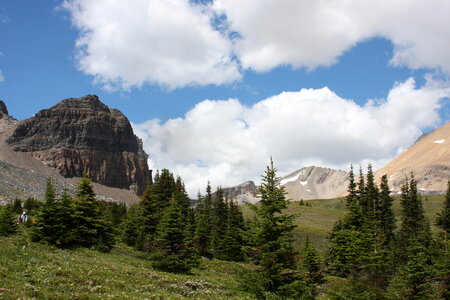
[221,181,258,204]
[6,95,151,195]
[0,100,8,117]
[280,166,349,200]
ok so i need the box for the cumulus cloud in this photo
[63,0,450,89]
[213,0,450,73]
[62,0,240,90]
[133,77,450,196]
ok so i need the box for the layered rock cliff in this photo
[6,95,151,195]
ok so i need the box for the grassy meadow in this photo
[0,193,445,299]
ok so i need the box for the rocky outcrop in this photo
[0,100,17,129]
[280,166,349,200]
[222,181,258,204]
[376,122,450,193]
[6,95,151,195]
[0,100,8,116]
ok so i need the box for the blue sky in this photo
[1,0,449,194]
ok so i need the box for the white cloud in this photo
[133,77,450,196]
[62,0,241,90]
[213,0,450,73]
[63,0,450,90]
[0,69,4,82]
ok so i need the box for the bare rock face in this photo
[0,100,17,129]
[222,181,258,204]
[0,100,8,116]
[280,166,349,200]
[7,95,151,195]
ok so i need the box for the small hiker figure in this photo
[20,211,28,223]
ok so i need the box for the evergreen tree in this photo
[152,196,199,273]
[194,184,213,258]
[120,204,141,247]
[0,204,17,236]
[346,164,357,207]
[174,176,191,219]
[436,181,450,234]
[432,181,450,299]
[378,174,396,246]
[72,174,115,252]
[388,242,433,300]
[218,199,245,262]
[23,197,40,213]
[244,159,303,297]
[302,237,324,297]
[12,198,22,215]
[357,166,366,203]
[363,164,380,220]
[211,187,228,258]
[30,181,76,248]
[99,201,127,227]
[397,175,431,250]
[137,169,175,250]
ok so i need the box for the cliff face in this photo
[7,95,151,195]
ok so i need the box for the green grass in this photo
[1,194,445,299]
[0,228,254,299]
[243,194,446,252]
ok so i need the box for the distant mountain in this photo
[222,181,258,204]
[222,166,349,203]
[280,166,349,201]
[6,95,151,195]
[376,122,450,193]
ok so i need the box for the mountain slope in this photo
[376,121,450,192]
[280,166,349,201]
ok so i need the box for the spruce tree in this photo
[432,181,450,299]
[388,242,433,300]
[378,174,396,245]
[120,204,141,247]
[137,169,175,250]
[31,181,76,248]
[23,197,40,213]
[0,204,17,237]
[219,199,245,262]
[302,237,324,296]
[244,159,303,296]
[346,164,357,207]
[436,181,450,234]
[174,176,191,219]
[326,165,372,278]
[194,184,213,258]
[72,174,115,252]
[152,196,199,273]
[211,187,228,259]
[363,164,380,220]
[398,175,431,250]
[12,198,22,215]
